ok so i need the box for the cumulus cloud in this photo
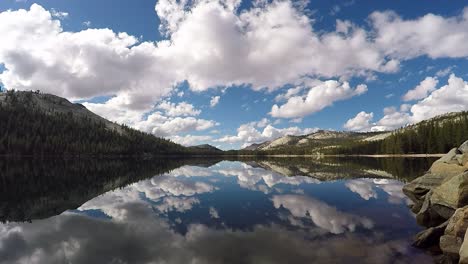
[410,74,468,121]
[216,163,319,190]
[210,96,220,107]
[346,74,468,131]
[371,8,468,59]
[343,111,374,131]
[435,66,455,77]
[170,135,213,146]
[50,8,68,19]
[345,179,410,204]
[3,3,468,139]
[83,101,218,137]
[402,77,438,101]
[157,101,201,116]
[272,194,374,234]
[345,180,378,200]
[155,197,200,213]
[217,120,317,147]
[0,212,430,264]
[271,80,367,119]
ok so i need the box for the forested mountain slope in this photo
[0,91,186,156]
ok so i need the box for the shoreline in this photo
[0,153,445,159]
[235,154,445,158]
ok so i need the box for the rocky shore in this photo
[403,140,468,263]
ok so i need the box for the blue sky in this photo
[1,0,468,149]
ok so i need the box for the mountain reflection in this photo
[0,158,435,263]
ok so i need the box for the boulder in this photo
[440,207,468,261]
[460,140,468,154]
[460,229,468,264]
[416,191,449,227]
[431,172,468,209]
[445,206,468,239]
[429,161,466,179]
[403,173,447,205]
[440,235,462,261]
[460,154,468,167]
[439,148,460,163]
[413,220,448,248]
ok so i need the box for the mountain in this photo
[0,90,187,156]
[0,91,122,132]
[242,112,468,155]
[189,144,222,152]
[243,130,385,151]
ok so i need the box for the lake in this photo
[0,157,437,263]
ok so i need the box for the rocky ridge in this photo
[403,140,468,263]
[243,130,384,151]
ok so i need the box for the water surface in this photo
[0,157,436,263]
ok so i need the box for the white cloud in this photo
[82,20,92,27]
[217,120,317,147]
[157,101,201,116]
[209,96,220,108]
[155,197,200,213]
[410,74,468,121]
[435,66,454,77]
[402,76,438,101]
[170,135,213,146]
[271,79,367,119]
[343,111,374,132]
[345,179,410,204]
[84,102,217,137]
[346,74,468,131]
[3,3,468,139]
[345,180,377,200]
[371,8,468,59]
[272,194,374,234]
[209,207,219,218]
[50,8,68,19]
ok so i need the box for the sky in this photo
[1,0,468,150]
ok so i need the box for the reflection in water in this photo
[0,158,435,263]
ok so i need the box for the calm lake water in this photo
[0,157,437,264]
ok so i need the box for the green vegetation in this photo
[0,90,189,156]
[325,112,468,155]
[239,112,468,155]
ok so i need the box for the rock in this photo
[416,191,452,227]
[460,140,468,154]
[432,204,456,220]
[431,172,468,209]
[439,148,460,163]
[445,206,468,239]
[440,235,462,261]
[403,173,447,204]
[460,154,468,167]
[429,161,466,179]
[413,220,449,248]
[439,207,468,262]
[459,229,468,264]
